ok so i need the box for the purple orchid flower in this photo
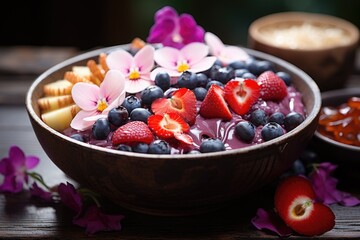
[73,205,125,235]
[147,6,205,49]
[58,182,83,215]
[0,145,39,193]
[30,182,53,202]
[309,162,360,207]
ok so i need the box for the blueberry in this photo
[250,109,267,126]
[213,59,223,67]
[200,138,225,153]
[141,85,164,106]
[206,80,224,89]
[196,73,209,87]
[261,122,284,141]
[122,95,141,114]
[177,71,197,90]
[116,144,132,152]
[209,65,235,84]
[132,143,149,153]
[268,112,285,125]
[70,133,84,142]
[148,140,171,154]
[291,159,306,175]
[188,150,201,154]
[235,121,256,142]
[245,58,259,74]
[92,118,111,140]
[108,106,129,127]
[276,71,292,86]
[284,112,305,131]
[241,72,257,80]
[155,72,171,91]
[256,60,274,74]
[234,68,249,78]
[130,108,152,123]
[229,61,247,70]
[193,87,208,101]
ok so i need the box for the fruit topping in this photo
[121,95,141,114]
[92,118,111,140]
[151,88,197,125]
[177,71,198,90]
[249,109,267,126]
[209,65,235,84]
[112,121,154,146]
[154,72,171,91]
[141,85,164,106]
[284,112,305,131]
[108,106,129,127]
[224,79,260,115]
[129,108,152,124]
[235,121,256,143]
[268,112,285,125]
[274,176,335,236]
[199,84,232,120]
[257,71,288,101]
[200,138,225,153]
[261,122,284,141]
[148,140,171,154]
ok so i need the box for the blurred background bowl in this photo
[248,12,359,91]
[26,45,321,216]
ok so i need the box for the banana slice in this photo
[38,95,74,112]
[41,104,80,131]
[44,79,73,96]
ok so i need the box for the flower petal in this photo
[8,145,26,167]
[154,6,178,22]
[72,83,99,111]
[147,18,176,44]
[58,182,82,215]
[0,158,12,175]
[154,47,179,70]
[189,56,217,73]
[219,46,250,64]
[205,32,225,56]
[25,156,40,169]
[0,175,23,193]
[134,45,155,74]
[70,110,98,131]
[125,79,153,94]
[179,14,205,44]
[181,42,209,65]
[100,70,126,105]
[106,49,133,75]
[30,182,53,202]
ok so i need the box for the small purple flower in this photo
[73,205,125,235]
[58,182,83,215]
[0,145,39,193]
[30,182,53,202]
[147,6,205,49]
[251,208,293,237]
[309,162,360,207]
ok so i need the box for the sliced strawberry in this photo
[199,85,232,120]
[224,79,260,115]
[257,71,288,101]
[151,88,197,125]
[148,112,190,139]
[112,121,154,146]
[274,176,335,236]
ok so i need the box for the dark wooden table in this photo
[0,47,359,239]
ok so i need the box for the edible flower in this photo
[30,182,53,202]
[150,42,216,83]
[58,182,83,216]
[205,32,249,65]
[147,6,205,49]
[70,70,126,131]
[0,145,39,193]
[106,45,155,94]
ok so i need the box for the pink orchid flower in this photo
[71,70,126,131]
[150,42,216,82]
[147,6,205,49]
[58,182,83,216]
[205,32,249,65]
[0,145,39,193]
[106,45,155,94]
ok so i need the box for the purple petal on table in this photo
[58,182,83,215]
[251,208,292,237]
[30,182,53,202]
[73,205,125,235]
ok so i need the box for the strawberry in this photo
[199,84,232,120]
[151,88,196,125]
[111,121,154,146]
[148,113,193,144]
[224,79,260,115]
[257,71,288,101]
[274,176,335,236]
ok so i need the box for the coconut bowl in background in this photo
[248,12,359,91]
[26,45,321,216]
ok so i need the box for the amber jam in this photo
[318,97,360,147]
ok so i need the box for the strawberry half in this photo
[151,88,196,125]
[257,71,288,101]
[224,79,260,115]
[199,84,232,120]
[111,121,154,146]
[274,176,335,236]
[148,112,193,144]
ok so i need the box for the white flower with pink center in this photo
[205,32,249,65]
[106,45,155,94]
[70,70,126,131]
[150,42,216,83]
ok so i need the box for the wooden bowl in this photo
[26,45,321,216]
[248,12,359,91]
